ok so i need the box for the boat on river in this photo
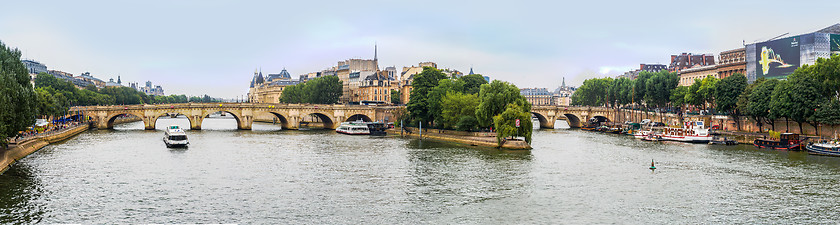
[642,133,663,142]
[163,125,189,148]
[336,121,370,135]
[754,133,804,150]
[806,141,840,156]
[708,135,738,145]
[661,121,712,143]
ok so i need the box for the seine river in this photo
[3,116,840,223]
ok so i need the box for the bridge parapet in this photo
[70,103,402,131]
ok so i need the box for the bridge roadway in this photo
[70,103,403,130]
[70,103,622,130]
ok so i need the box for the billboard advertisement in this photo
[755,36,800,79]
[831,34,840,56]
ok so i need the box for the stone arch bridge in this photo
[70,103,402,130]
[530,106,619,128]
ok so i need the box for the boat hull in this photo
[806,144,840,156]
[661,135,712,143]
[753,139,801,150]
[336,130,370,135]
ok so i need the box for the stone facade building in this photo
[669,53,715,73]
[716,48,747,80]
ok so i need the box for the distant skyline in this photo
[2,0,839,98]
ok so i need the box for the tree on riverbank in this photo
[406,67,446,127]
[279,75,342,104]
[493,103,532,145]
[0,41,37,148]
[715,74,747,129]
[475,80,531,128]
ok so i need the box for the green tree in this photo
[280,85,304,103]
[306,75,342,104]
[685,80,703,109]
[460,73,488,95]
[390,90,401,104]
[406,67,446,127]
[698,76,719,109]
[475,80,531,128]
[644,71,679,115]
[786,70,826,134]
[802,55,840,97]
[571,77,612,106]
[670,86,688,111]
[815,98,840,127]
[440,92,479,130]
[0,41,38,147]
[715,73,747,129]
[427,79,464,127]
[493,103,532,145]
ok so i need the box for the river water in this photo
[2,116,840,223]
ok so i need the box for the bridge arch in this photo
[255,111,291,130]
[201,110,243,130]
[531,112,553,129]
[563,113,582,128]
[346,114,373,122]
[304,112,335,129]
[152,112,193,130]
[105,112,146,129]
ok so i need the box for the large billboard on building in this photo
[831,34,840,56]
[755,36,800,79]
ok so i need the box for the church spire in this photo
[374,43,378,61]
[562,77,566,87]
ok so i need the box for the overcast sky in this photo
[2,0,838,98]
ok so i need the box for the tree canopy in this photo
[475,80,531,128]
[0,41,37,147]
[279,75,342,104]
[406,67,447,127]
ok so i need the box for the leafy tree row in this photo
[34,72,222,118]
[279,75,342,104]
[405,67,532,144]
[1,41,37,148]
[572,55,840,135]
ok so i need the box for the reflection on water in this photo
[2,119,840,223]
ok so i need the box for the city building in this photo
[248,69,300,103]
[521,88,554,106]
[356,70,396,104]
[105,78,122,87]
[398,62,438,104]
[745,23,840,82]
[668,53,715,73]
[716,48,747,80]
[553,77,575,106]
[22,59,47,75]
[521,78,576,106]
[46,70,92,88]
[22,59,47,86]
[617,64,668,79]
[138,80,164,96]
[75,72,106,88]
[678,64,718,86]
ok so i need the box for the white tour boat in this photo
[335,121,370,135]
[163,125,189,148]
[661,121,712,143]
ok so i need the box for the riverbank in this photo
[387,127,531,150]
[1,123,90,174]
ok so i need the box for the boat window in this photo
[169,135,187,141]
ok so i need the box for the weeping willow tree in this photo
[493,103,532,146]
